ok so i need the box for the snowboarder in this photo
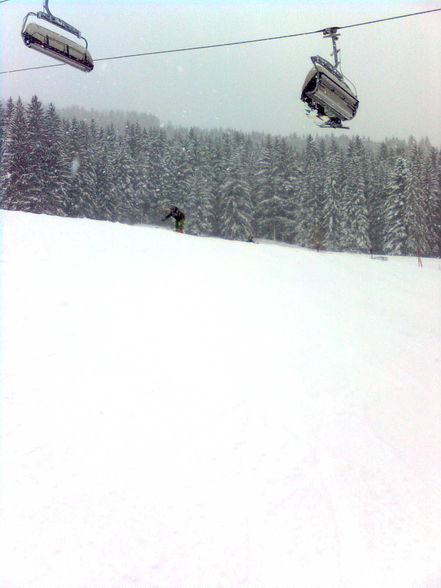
[162,206,185,233]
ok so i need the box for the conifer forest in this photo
[1,95,440,256]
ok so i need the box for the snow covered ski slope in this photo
[1,210,441,587]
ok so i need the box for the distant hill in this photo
[58,105,161,131]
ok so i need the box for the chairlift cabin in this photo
[21,1,93,72]
[301,28,358,129]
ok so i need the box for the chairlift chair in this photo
[301,28,358,129]
[21,0,93,72]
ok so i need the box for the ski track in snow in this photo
[1,211,441,588]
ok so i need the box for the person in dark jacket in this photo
[162,206,185,233]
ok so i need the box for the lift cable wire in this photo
[1,6,440,74]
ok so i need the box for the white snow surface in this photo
[1,210,441,588]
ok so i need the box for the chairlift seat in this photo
[301,57,358,124]
[22,22,93,72]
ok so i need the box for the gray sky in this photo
[2,0,441,144]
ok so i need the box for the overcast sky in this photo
[1,0,440,145]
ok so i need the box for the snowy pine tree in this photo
[255,137,286,241]
[322,138,343,250]
[402,139,429,255]
[110,138,139,224]
[383,157,409,254]
[125,123,151,223]
[64,119,98,218]
[42,103,71,216]
[25,96,50,213]
[297,136,324,248]
[219,145,252,240]
[275,138,302,243]
[340,137,370,252]
[93,124,120,220]
[369,142,390,253]
[144,128,170,221]
[1,98,32,211]
[425,147,441,256]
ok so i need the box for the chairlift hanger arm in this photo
[43,0,54,16]
[38,0,82,40]
[321,27,342,72]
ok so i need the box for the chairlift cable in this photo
[1,6,440,74]
[337,8,441,31]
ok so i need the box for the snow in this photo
[1,210,440,588]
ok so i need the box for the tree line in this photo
[1,95,440,256]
